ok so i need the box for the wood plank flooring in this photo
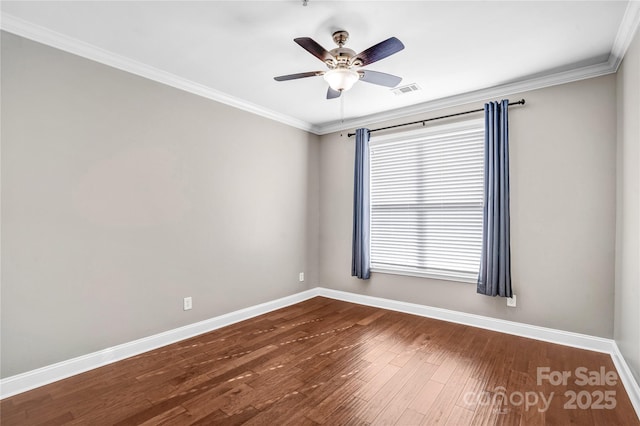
[1,297,638,425]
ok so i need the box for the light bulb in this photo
[323,68,360,92]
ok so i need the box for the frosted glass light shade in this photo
[323,69,359,92]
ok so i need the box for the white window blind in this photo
[369,119,484,283]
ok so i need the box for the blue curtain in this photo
[352,128,371,279]
[477,100,513,297]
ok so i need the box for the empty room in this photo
[1,1,639,425]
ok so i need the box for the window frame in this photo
[368,118,485,284]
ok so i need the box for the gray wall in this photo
[0,32,320,378]
[615,28,640,382]
[319,75,617,338]
[1,28,631,381]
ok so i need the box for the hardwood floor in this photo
[1,297,638,425]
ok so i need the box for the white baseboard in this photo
[1,286,638,421]
[316,288,614,353]
[0,289,319,399]
[611,342,640,419]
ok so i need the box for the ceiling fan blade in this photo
[354,37,405,67]
[327,87,341,99]
[359,70,402,87]
[274,71,323,81]
[294,37,334,63]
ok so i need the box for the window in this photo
[369,118,484,283]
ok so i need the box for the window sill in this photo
[370,267,477,284]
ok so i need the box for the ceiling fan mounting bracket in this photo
[332,30,349,47]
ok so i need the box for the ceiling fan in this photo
[274,30,405,99]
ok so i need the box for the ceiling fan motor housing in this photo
[327,47,357,68]
[328,31,363,68]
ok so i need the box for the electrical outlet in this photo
[299,272,304,282]
[183,296,193,311]
[507,295,517,308]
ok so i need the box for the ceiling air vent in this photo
[392,83,421,95]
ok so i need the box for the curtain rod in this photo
[347,99,526,138]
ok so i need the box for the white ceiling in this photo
[1,1,639,134]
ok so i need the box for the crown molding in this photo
[315,60,615,135]
[609,0,640,71]
[0,14,316,134]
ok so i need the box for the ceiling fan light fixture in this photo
[323,68,359,92]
